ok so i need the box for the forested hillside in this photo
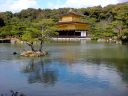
[0,3,128,43]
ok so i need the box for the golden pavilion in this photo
[57,10,90,38]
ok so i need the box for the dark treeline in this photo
[0,2,128,43]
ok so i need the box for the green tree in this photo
[22,19,58,52]
[90,21,115,40]
[0,17,27,38]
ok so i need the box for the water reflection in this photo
[1,42,128,96]
[83,58,128,84]
[22,59,57,86]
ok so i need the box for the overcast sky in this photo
[0,0,128,12]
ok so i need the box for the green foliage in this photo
[22,27,40,43]
[21,19,58,51]
[90,21,116,40]
[0,2,127,43]
[0,18,5,27]
[21,19,58,42]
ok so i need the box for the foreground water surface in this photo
[0,41,128,96]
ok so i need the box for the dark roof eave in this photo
[57,29,89,31]
[56,22,90,25]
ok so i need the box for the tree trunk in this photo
[27,42,36,52]
[39,40,43,52]
[30,45,36,52]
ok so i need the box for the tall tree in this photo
[22,19,58,52]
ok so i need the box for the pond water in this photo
[0,41,128,96]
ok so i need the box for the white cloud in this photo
[49,0,119,9]
[118,0,128,2]
[0,0,38,12]
[0,0,127,12]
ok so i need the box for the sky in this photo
[0,0,128,12]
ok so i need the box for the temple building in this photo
[57,10,90,38]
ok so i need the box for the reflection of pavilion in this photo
[22,59,57,85]
[60,51,79,64]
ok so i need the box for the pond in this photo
[0,41,128,96]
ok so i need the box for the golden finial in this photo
[69,8,73,12]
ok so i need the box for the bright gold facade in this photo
[57,12,89,31]
[58,23,89,31]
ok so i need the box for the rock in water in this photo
[13,52,17,55]
[20,51,48,57]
